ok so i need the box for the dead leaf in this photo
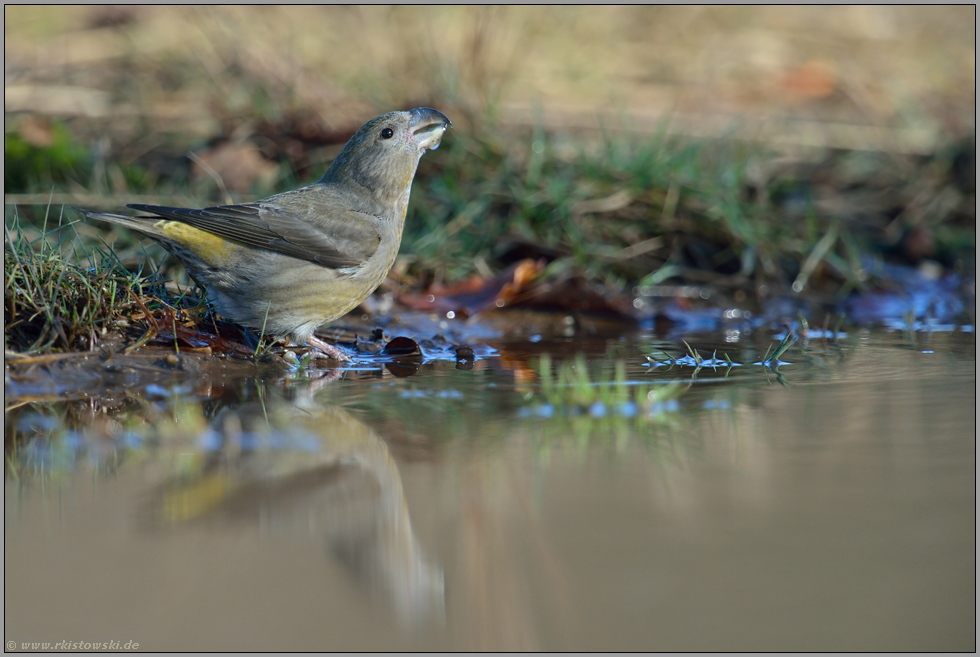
[398,259,545,316]
[136,305,254,357]
[505,275,639,320]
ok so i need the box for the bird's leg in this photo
[307,334,351,362]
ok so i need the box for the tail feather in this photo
[73,207,167,240]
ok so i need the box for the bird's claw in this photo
[306,335,351,362]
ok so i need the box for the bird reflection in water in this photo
[146,391,444,627]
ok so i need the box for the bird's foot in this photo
[306,334,351,362]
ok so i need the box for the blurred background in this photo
[4,5,976,299]
[6,5,974,157]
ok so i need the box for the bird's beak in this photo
[409,107,452,151]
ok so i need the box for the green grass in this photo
[3,209,173,354]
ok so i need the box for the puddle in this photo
[4,326,976,651]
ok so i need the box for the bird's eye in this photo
[380,127,394,139]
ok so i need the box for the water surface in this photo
[4,328,975,651]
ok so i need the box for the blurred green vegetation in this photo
[4,121,89,191]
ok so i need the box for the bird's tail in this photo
[73,207,167,240]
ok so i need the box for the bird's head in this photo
[322,107,452,204]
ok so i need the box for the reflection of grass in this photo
[4,396,212,480]
[539,353,632,409]
[6,403,118,480]
[535,352,687,416]
[527,353,698,462]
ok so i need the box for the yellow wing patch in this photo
[157,221,236,266]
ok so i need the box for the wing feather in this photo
[127,201,381,269]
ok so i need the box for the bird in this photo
[78,107,451,361]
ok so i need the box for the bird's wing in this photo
[127,201,381,269]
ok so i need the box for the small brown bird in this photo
[79,107,451,360]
